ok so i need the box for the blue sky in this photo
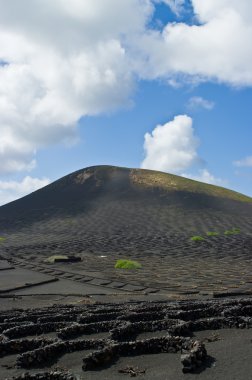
[35,80,252,196]
[0,0,252,204]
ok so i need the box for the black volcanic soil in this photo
[0,166,252,379]
[0,166,252,297]
[0,165,252,240]
[0,299,251,380]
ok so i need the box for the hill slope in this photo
[1,165,252,298]
[0,165,252,249]
[0,167,252,380]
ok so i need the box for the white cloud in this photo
[0,176,50,206]
[0,0,153,174]
[234,156,252,167]
[141,114,226,186]
[141,115,200,173]
[0,1,252,174]
[134,1,252,86]
[187,96,215,110]
[182,169,226,186]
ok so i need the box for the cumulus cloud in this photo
[0,176,50,206]
[187,96,215,110]
[181,169,226,186]
[233,156,252,167]
[141,114,225,186]
[141,115,200,173]
[0,0,152,174]
[135,0,252,86]
[0,0,252,174]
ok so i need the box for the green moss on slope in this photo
[130,169,252,203]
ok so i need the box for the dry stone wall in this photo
[1,298,251,379]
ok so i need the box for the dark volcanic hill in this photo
[0,165,252,251]
[0,167,252,380]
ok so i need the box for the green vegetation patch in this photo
[190,236,205,242]
[130,169,252,203]
[115,259,142,270]
[0,237,6,242]
[224,228,240,236]
[206,232,219,237]
[44,255,69,264]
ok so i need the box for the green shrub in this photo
[224,230,234,235]
[206,232,219,237]
[224,228,240,235]
[190,236,205,242]
[115,259,142,269]
[233,228,240,233]
[0,237,5,242]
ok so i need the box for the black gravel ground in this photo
[0,298,251,380]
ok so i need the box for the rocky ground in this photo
[1,231,252,298]
[1,167,252,379]
[0,298,251,380]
